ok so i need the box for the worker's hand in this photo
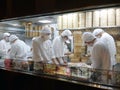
[64,52,72,55]
[52,58,60,66]
[60,61,67,66]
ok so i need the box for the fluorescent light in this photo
[12,24,19,26]
[38,20,52,23]
[7,23,21,26]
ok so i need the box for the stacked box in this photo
[72,13,79,28]
[34,26,37,36]
[81,46,86,53]
[116,54,120,63]
[25,23,33,38]
[25,28,29,38]
[74,53,81,59]
[93,11,100,27]
[25,23,30,38]
[117,46,120,53]
[74,43,82,46]
[70,31,83,62]
[78,12,85,28]
[100,10,107,26]
[85,12,92,27]
[57,16,63,30]
[116,8,120,26]
[116,41,120,46]
[74,46,81,53]
[108,9,115,26]
[32,29,36,37]
[25,24,43,38]
[62,15,68,29]
[73,32,82,42]
[29,24,33,38]
[80,55,89,63]
[67,14,73,29]
[38,26,42,36]
[34,26,41,37]
[69,54,74,59]
[116,41,120,63]
[71,59,81,62]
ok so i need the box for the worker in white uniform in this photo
[0,33,11,58]
[50,25,59,41]
[93,28,116,68]
[52,29,72,65]
[8,35,29,60]
[32,27,57,70]
[82,32,111,82]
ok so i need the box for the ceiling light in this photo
[12,24,19,26]
[38,20,52,23]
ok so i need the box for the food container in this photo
[111,63,120,86]
[34,62,44,74]
[70,66,79,77]
[4,59,13,69]
[90,69,109,84]
[12,59,29,71]
[44,63,57,75]
[56,65,70,76]
[68,62,92,81]
[28,59,34,71]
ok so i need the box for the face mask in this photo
[68,36,73,40]
[86,43,93,47]
[49,35,52,40]
[96,34,101,38]
[62,36,68,42]
[5,37,9,42]
[44,35,50,40]
[10,41,14,45]
[65,40,70,44]
[85,41,94,47]
[10,42,13,45]
[62,38,67,42]
[97,35,101,38]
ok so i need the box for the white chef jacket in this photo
[32,37,55,63]
[9,39,28,60]
[52,36,65,58]
[91,39,111,70]
[0,39,11,57]
[100,32,116,66]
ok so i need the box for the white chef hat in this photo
[82,32,95,43]
[93,28,104,36]
[41,27,51,34]
[3,33,10,38]
[9,35,18,42]
[61,29,72,39]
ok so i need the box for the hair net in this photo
[9,35,18,42]
[3,33,10,38]
[61,29,72,37]
[93,28,104,36]
[82,32,95,43]
[41,27,51,34]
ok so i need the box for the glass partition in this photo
[0,5,120,88]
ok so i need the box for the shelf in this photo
[59,26,120,31]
